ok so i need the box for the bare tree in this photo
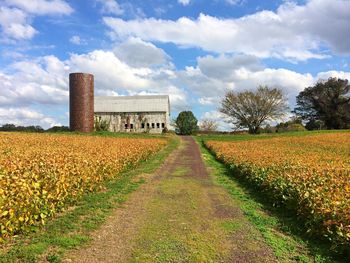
[199,119,218,132]
[220,86,288,134]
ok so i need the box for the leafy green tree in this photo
[46,126,70,132]
[0,124,44,132]
[220,86,288,134]
[275,117,305,132]
[175,111,198,135]
[294,77,350,129]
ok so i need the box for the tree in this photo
[0,124,44,132]
[276,117,306,133]
[199,119,218,132]
[293,77,350,129]
[220,86,288,134]
[46,126,70,132]
[175,111,198,135]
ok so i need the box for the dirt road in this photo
[64,136,277,262]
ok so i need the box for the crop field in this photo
[205,132,350,249]
[0,132,167,240]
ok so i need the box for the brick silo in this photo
[69,73,94,132]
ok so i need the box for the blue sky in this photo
[1,0,350,130]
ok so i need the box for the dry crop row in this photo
[205,133,350,249]
[0,132,167,239]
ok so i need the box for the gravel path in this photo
[64,136,277,263]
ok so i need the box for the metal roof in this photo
[94,95,170,114]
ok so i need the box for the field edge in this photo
[0,134,180,263]
[194,136,343,263]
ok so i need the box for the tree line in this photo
[0,124,70,133]
[175,77,350,135]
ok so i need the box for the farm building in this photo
[94,95,170,133]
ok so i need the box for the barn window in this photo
[152,123,155,128]
[130,124,134,129]
[162,123,165,128]
[124,124,128,129]
[141,123,145,129]
[147,123,150,128]
[156,123,160,128]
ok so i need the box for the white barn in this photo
[94,95,170,133]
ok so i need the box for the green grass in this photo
[195,136,344,263]
[130,174,228,263]
[0,134,179,263]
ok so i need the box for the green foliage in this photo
[94,116,110,131]
[0,123,44,132]
[46,126,70,132]
[175,111,199,135]
[294,77,350,130]
[305,119,326,131]
[276,118,306,132]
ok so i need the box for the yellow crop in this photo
[0,132,167,239]
[205,133,350,247]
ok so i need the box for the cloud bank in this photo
[104,0,350,61]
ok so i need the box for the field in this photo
[204,132,350,250]
[0,132,167,240]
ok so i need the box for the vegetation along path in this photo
[64,136,278,263]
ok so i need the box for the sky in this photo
[1,0,350,130]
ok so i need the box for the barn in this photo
[94,95,170,133]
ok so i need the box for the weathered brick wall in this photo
[69,73,94,132]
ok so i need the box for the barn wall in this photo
[95,112,168,133]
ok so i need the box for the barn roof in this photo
[94,95,170,114]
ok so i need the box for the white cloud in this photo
[198,97,216,105]
[4,0,73,15]
[68,50,187,111]
[226,0,245,6]
[178,54,315,107]
[96,0,124,15]
[0,107,61,128]
[197,54,263,81]
[0,6,37,40]
[178,0,190,6]
[0,61,68,107]
[1,0,72,40]
[178,66,232,97]
[69,35,82,45]
[113,37,170,67]
[201,110,233,131]
[0,49,188,118]
[68,50,152,91]
[103,0,350,61]
[316,71,350,82]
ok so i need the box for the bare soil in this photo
[64,136,278,263]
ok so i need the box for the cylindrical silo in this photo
[69,73,94,132]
